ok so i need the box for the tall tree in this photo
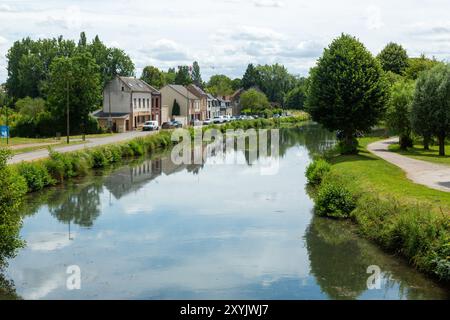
[307,34,388,154]
[386,80,415,149]
[47,52,102,136]
[106,48,135,79]
[163,68,177,85]
[174,66,192,85]
[377,42,409,75]
[206,75,233,97]
[140,66,165,89]
[256,64,296,105]
[404,54,440,80]
[231,78,242,91]
[242,63,261,89]
[191,61,202,87]
[240,89,270,112]
[411,63,450,156]
[285,85,307,110]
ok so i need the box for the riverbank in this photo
[306,134,450,283]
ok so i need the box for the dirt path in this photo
[367,138,450,193]
[8,131,158,164]
[9,141,61,150]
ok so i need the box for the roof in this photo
[230,88,245,100]
[92,110,130,119]
[118,76,160,94]
[206,93,217,100]
[165,84,200,100]
[187,84,208,98]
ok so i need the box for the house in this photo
[187,84,208,120]
[94,76,162,132]
[218,97,232,116]
[160,84,201,125]
[230,88,245,115]
[206,93,220,119]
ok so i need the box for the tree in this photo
[191,61,202,87]
[175,66,192,85]
[206,75,234,97]
[106,48,135,79]
[386,80,415,149]
[242,63,261,89]
[404,54,440,80]
[163,68,176,85]
[256,64,296,106]
[172,99,180,116]
[47,52,102,137]
[15,97,46,120]
[377,42,409,75]
[240,89,270,113]
[285,86,307,110]
[307,34,389,154]
[140,66,165,89]
[411,63,450,156]
[231,78,242,91]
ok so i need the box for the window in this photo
[147,99,150,109]
[139,98,141,108]
[121,86,124,91]
[134,98,137,109]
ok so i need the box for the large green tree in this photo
[377,42,409,75]
[411,63,450,156]
[386,80,415,149]
[284,85,307,110]
[175,66,192,85]
[307,34,389,154]
[140,66,165,89]
[404,54,440,80]
[242,63,261,89]
[47,52,102,137]
[240,88,270,112]
[191,61,202,87]
[206,74,233,97]
[256,63,296,106]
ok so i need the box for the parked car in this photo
[162,120,183,129]
[203,118,213,125]
[143,120,159,131]
[213,116,225,124]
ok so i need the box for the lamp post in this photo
[66,76,70,144]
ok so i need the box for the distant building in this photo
[94,76,162,132]
[206,93,220,118]
[187,84,208,120]
[160,84,201,125]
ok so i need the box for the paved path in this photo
[367,138,450,193]
[8,131,157,164]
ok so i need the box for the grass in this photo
[0,133,115,147]
[388,142,450,166]
[330,137,450,210]
[11,140,87,155]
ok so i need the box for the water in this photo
[1,124,448,299]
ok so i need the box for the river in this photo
[1,124,448,299]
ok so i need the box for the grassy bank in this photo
[306,135,450,282]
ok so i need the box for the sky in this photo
[0,0,449,83]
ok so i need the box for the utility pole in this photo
[6,104,9,145]
[66,77,70,144]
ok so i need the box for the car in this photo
[213,116,225,124]
[162,120,183,129]
[247,115,254,120]
[142,120,159,131]
[203,118,213,125]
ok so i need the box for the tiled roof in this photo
[166,85,200,100]
[119,76,160,94]
[92,110,130,119]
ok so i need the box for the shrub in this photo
[45,150,76,181]
[17,162,55,191]
[306,158,331,185]
[90,148,109,168]
[315,177,357,218]
[128,140,144,156]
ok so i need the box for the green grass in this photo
[329,137,450,210]
[388,143,450,166]
[0,137,56,146]
[11,140,87,155]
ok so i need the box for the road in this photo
[8,130,158,164]
[367,138,450,193]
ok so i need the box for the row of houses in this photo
[94,76,241,132]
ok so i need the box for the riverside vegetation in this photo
[305,139,450,282]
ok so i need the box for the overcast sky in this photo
[0,0,449,82]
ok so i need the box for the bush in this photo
[17,162,55,191]
[128,140,144,156]
[315,177,357,218]
[90,148,109,168]
[306,158,331,185]
[45,150,76,181]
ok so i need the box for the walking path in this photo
[367,138,450,193]
[8,131,157,164]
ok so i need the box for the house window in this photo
[147,99,150,109]
[134,98,137,109]
[121,86,124,91]
[139,98,141,108]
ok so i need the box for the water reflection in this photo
[1,123,448,299]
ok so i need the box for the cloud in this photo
[365,5,384,30]
[37,6,84,30]
[143,39,190,62]
[0,36,8,46]
[278,40,325,58]
[253,0,284,8]
[0,4,14,12]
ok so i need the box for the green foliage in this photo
[175,66,193,86]
[386,79,415,149]
[284,85,307,110]
[17,162,55,191]
[231,78,242,91]
[140,65,165,89]
[172,99,181,116]
[255,64,297,106]
[242,64,261,89]
[306,158,331,185]
[377,42,409,74]
[206,74,234,97]
[191,61,202,87]
[0,148,27,265]
[240,89,270,112]
[307,34,389,154]
[404,55,440,80]
[15,97,45,119]
[411,63,450,155]
[315,174,357,218]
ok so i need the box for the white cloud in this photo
[253,0,284,8]
[366,5,384,30]
[146,39,190,62]
[0,4,13,12]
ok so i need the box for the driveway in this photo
[367,138,450,193]
[8,130,158,164]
